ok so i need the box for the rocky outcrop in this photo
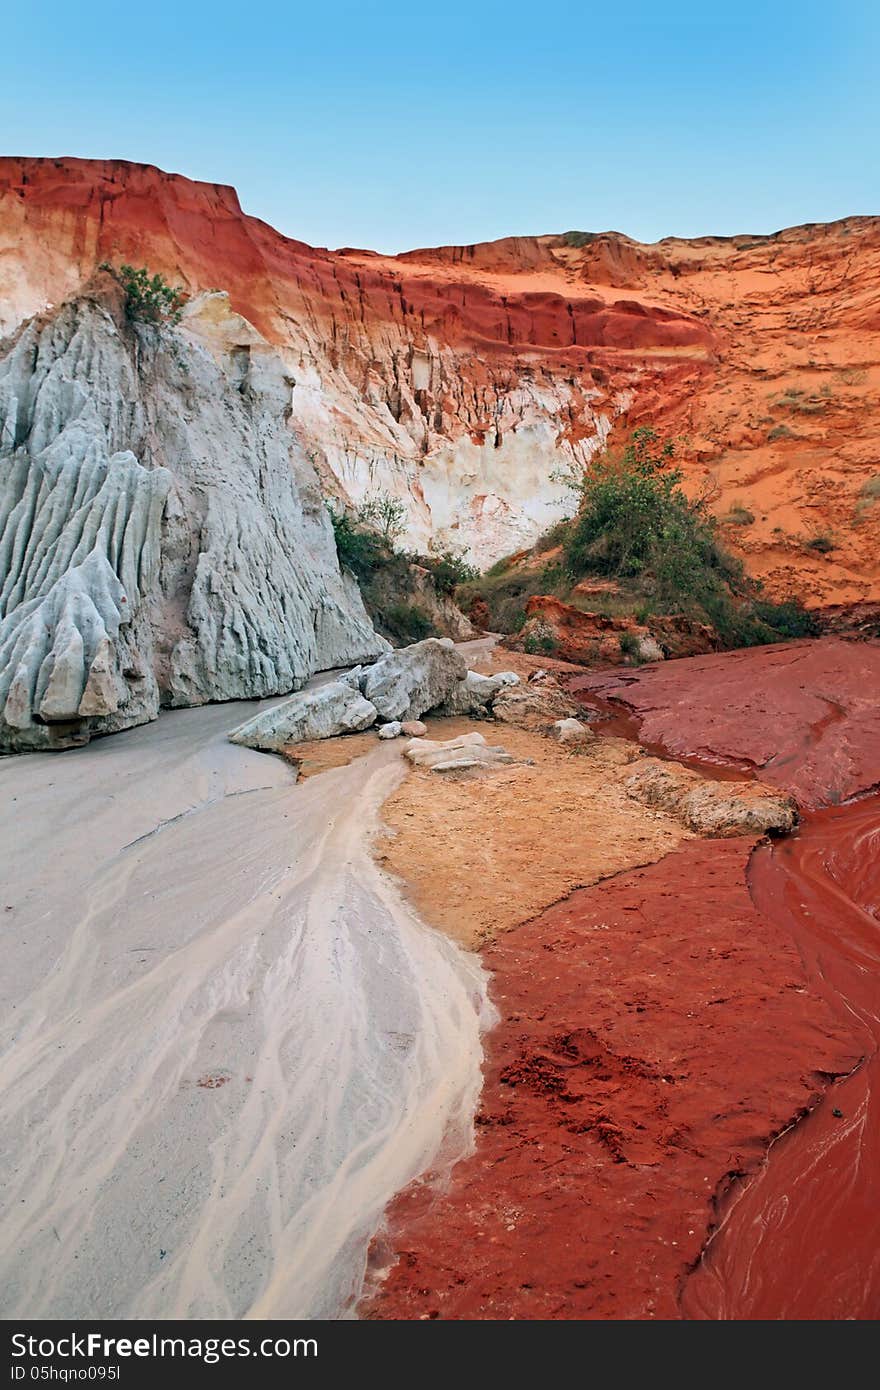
[550,717,594,745]
[509,595,675,667]
[622,758,797,836]
[0,278,385,750]
[491,668,581,729]
[229,681,378,751]
[361,637,467,721]
[572,638,880,809]
[438,668,520,716]
[403,731,515,773]
[0,158,707,570]
[3,158,879,627]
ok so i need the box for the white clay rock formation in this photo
[403,731,516,773]
[360,637,468,722]
[438,668,521,716]
[0,277,386,751]
[229,681,379,751]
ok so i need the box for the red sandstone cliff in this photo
[2,156,878,604]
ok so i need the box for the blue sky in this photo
[2,1,877,252]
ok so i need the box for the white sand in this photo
[0,700,492,1318]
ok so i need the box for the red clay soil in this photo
[363,838,860,1320]
[365,636,880,1321]
[684,792,880,1319]
[570,638,880,809]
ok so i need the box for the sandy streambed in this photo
[0,700,491,1319]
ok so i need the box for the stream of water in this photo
[0,701,492,1318]
[578,686,880,1319]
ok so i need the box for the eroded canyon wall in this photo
[0,273,385,750]
[2,156,878,603]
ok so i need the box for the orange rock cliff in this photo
[1,156,878,607]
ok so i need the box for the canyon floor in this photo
[3,637,878,1321]
[362,637,880,1320]
[0,693,490,1319]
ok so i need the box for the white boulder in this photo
[377,721,403,739]
[228,680,378,751]
[361,637,467,721]
[551,717,594,745]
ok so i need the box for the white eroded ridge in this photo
[0,701,492,1318]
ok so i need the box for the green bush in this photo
[523,622,559,655]
[751,599,820,639]
[100,263,186,325]
[409,549,479,595]
[563,427,727,610]
[533,517,573,553]
[356,492,408,546]
[326,506,385,580]
[805,532,836,554]
[384,603,433,643]
[723,503,756,526]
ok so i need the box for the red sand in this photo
[365,638,880,1320]
[571,638,880,809]
[364,838,859,1320]
[684,792,880,1319]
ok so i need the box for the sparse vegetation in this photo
[805,531,837,554]
[768,424,794,441]
[561,231,597,248]
[533,517,573,553]
[723,502,756,526]
[327,502,479,645]
[383,602,433,643]
[356,491,408,546]
[855,475,880,523]
[326,506,386,582]
[523,621,559,655]
[462,427,821,652]
[409,549,479,595]
[100,263,186,325]
[458,559,571,633]
[618,631,642,660]
[750,599,820,639]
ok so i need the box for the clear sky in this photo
[2,1,877,253]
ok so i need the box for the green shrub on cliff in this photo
[100,263,186,325]
[408,549,479,595]
[464,427,816,651]
[563,427,724,606]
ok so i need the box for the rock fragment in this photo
[229,680,378,751]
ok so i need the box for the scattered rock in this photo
[623,758,798,836]
[400,720,427,737]
[492,672,580,730]
[229,680,378,751]
[551,717,594,746]
[361,638,467,721]
[439,668,522,716]
[339,665,366,691]
[403,732,516,774]
[636,636,665,663]
[377,721,403,739]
